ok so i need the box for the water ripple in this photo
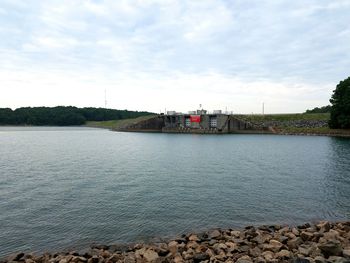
[0,128,349,257]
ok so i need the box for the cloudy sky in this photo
[0,0,349,113]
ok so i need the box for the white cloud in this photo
[0,68,333,113]
[0,0,348,111]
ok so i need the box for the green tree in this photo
[305,105,331,114]
[0,106,153,126]
[329,76,350,129]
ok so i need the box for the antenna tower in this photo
[104,89,107,109]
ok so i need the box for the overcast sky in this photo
[0,0,349,113]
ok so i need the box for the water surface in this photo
[0,127,349,256]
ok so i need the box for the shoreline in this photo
[3,221,350,263]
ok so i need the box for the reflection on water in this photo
[322,137,350,217]
[0,127,349,256]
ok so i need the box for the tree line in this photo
[304,76,350,129]
[329,76,350,129]
[305,105,331,114]
[0,106,152,126]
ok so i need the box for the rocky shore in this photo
[3,221,350,263]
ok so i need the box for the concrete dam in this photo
[114,111,272,134]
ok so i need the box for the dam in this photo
[115,110,272,134]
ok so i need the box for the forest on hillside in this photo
[0,106,152,126]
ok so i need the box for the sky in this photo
[0,0,349,114]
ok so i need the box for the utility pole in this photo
[262,102,265,116]
[104,89,107,109]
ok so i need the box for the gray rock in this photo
[291,258,311,263]
[343,249,350,259]
[318,240,343,257]
[327,256,348,263]
[7,253,25,262]
[298,223,311,229]
[143,249,159,262]
[298,244,313,256]
[192,252,209,263]
[209,230,221,239]
[255,256,266,263]
[288,237,303,249]
[124,255,136,263]
[314,256,326,263]
[276,249,291,259]
[87,256,99,263]
[71,256,87,263]
[301,231,314,241]
[236,255,253,263]
[91,244,109,250]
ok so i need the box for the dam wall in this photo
[115,114,272,134]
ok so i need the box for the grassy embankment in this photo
[86,115,156,130]
[239,113,350,136]
[87,113,350,136]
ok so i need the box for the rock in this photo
[279,236,289,244]
[255,256,266,263]
[298,223,311,229]
[238,245,250,253]
[231,230,241,238]
[257,225,271,232]
[143,249,159,262]
[225,241,238,252]
[317,221,331,233]
[343,249,350,258]
[71,256,87,263]
[276,249,291,259]
[173,254,184,263]
[216,243,227,250]
[301,231,314,241]
[135,247,146,259]
[124,255,136,263]
[7,252,25,262]
[194,245,206,254]
[91,244,109,250]
[248,246,261,257]
[245,228,258,239]
[291,258,311,263]
[323,230,341,241]
[107,254,122,263]
[168,241,178,255]
[263,239,283,252]
[87,255,99,263]
[236,255,253,263]
[25,259,35,263]
[109,244,131,253]
[214,250,226,261]
[182,249,194,260]
[261,251,274,261]
[186,241,199,250]
[288,237,303,249]
[318,240,343,257]
[188,234,200,242]
[209,229,221,239]
[298,244,313,256]
[292,228,300,236]
[175,237,186,243]
[70,256,87,263]
[314,256,326,263]
[327,256,348,263]
[192,252,209,263]
[101,250,111,258]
